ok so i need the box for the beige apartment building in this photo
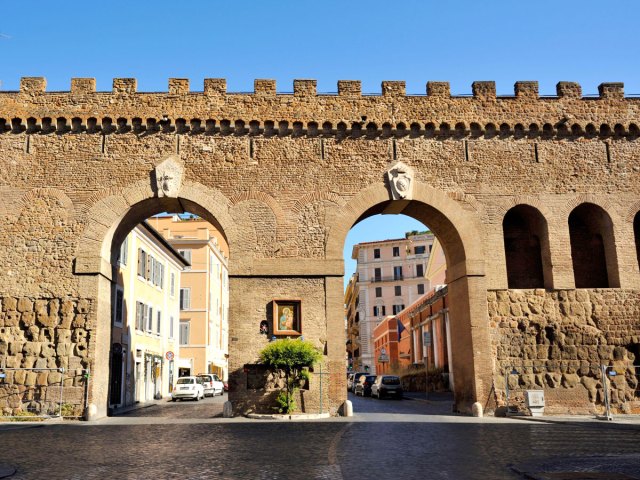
[110,222,189,410]
[346,231,435,374]
[150,215,230,381]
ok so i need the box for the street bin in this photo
[525,390,545,417]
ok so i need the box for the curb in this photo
[245,412,332,420]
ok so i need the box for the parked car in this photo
[354,375,377,397]
[347,373,355,391]
[172,376,205,401]
[197,373,224,397]
[371,375,403,399]
[351,372,369,393]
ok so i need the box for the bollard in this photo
[342,400,353,417]
[223,401,233,418]
[472,402,483,418]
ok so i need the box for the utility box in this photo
[525,390,545,417]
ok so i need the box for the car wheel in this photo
[171,398,176,402]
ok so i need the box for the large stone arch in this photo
[73,179,241,418]
[325,181,492,412]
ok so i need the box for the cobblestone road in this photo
[0,392,639,479]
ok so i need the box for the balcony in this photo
[370,275,406,283]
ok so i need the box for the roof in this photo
[139,221,191,268]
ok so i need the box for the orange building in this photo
[149,214,230,381]
[373,316,412,374]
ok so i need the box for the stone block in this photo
[337,80,361,97]
[72,314,87,328]
[9,342,24,355]
[36,372,48,386]
[293,79,316,97]
[21,311,36,327]
[13,370,26,384]
[20,77,46,94]
[427,81,450,97]
[3,298,17,311]
[22,356,36,368]
[24,372,37,387]
[56,342,72,357]
[61,300,75,315]
[59,313,74,329]
[41,343,56,358]
[17,298,33,313]
[204,78,226,95]
[168,78,189,95]
[472,81,496,99]
[514,81,538,99]
[557,81,581,98]
[48,371,62,385]
[76,300,90,314]
[598,82,624,99]
[23,342,41,356]
[71,78,96,94]
[254,79,276,96]
[113,78,137,94]
[382,81,405,97]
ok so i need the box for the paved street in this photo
[0,392,639,479]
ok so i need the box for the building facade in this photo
[109,222,188,409]
[150,215,230,381]
[347,232,435,374]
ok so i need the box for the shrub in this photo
[259,338,321,414]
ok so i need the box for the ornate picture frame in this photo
[272,299,302,336]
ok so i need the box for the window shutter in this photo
[137,249,143,276]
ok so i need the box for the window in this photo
[417,284,425,295]
[180,288,191,310]
[393,304,405,315]
[169,315,174,339]
[414,245,426,255]
[393,266,403,280]
[375,287,382,298]
[135,302,145,331]
[156,311,162,335]
[179,321,190,345]
[373,248,380,259]
[170,272,176,297]
[118,236,128,265]
[374,268,382,281]
[416,264,424,277]
[147,306,154,332]
[113,288,124,326]
[393,246,400,257]
[179,249,192,268]
[395,285,402,296]
[373,306,379,316]
[137,249,146,277]
[381,305,386,316]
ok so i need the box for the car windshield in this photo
[366,376,376,382]
[382,376,400,385]
[177,378,194,384]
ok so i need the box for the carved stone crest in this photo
[387,161,414,200]
[154,156,183,198]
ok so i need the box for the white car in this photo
[197,373,224,397]
[171,376,205,401]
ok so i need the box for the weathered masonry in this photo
[1,77,640,418]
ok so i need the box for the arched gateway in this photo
[2,77,640,418]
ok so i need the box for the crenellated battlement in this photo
[0,77,638,140]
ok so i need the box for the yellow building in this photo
[149,215,230,381]
[109,221,189,409]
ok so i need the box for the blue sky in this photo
[1,0,637,287]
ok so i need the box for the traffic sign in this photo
[165,351,174,361]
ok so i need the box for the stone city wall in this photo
[1,77,639,416]
[489,289,640,414]
[0,297,91,416]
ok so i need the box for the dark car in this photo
[351,372,369,393]
[371,375,403,399]
[354,375,377,397]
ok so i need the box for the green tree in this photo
[259,338,322,414]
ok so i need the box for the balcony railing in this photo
[369,275,407,283]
